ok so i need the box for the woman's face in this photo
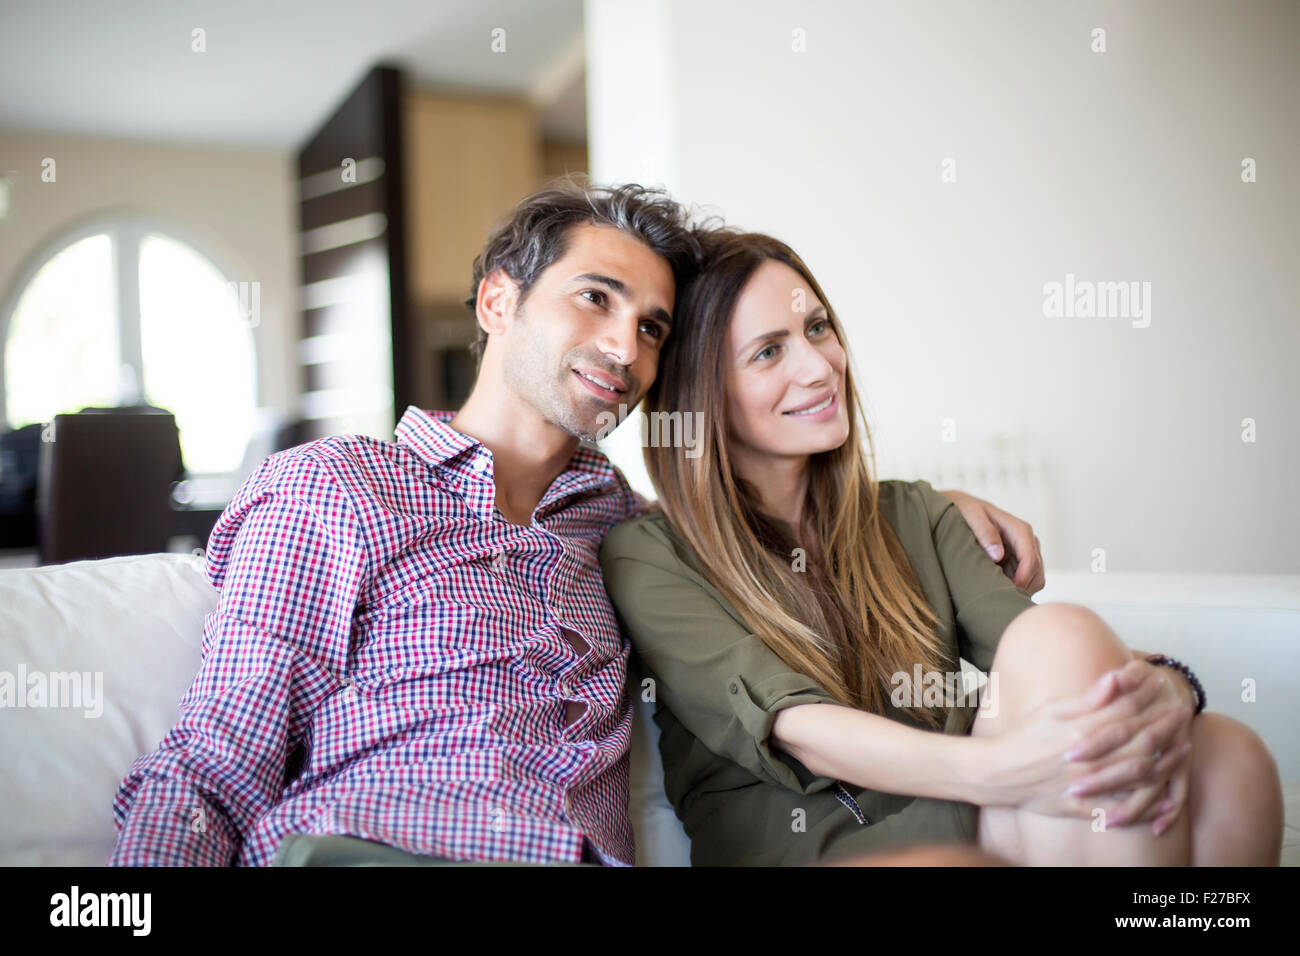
[723,258,850,464]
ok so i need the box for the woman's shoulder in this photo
[599,506,703,575]
[876,478,953,536]
[600,505,672,554]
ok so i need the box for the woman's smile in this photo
[782,390,839,421]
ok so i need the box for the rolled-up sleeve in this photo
[911,480,1037,673]
[599,518,838,795]
[108,452,369,866]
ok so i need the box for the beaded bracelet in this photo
[1145,654,1206,716]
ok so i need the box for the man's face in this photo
[495,223,676,441]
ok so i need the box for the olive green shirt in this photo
[598,479,1037,866]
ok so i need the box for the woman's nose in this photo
[790,338,834,384]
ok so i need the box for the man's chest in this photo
[349,508,627,684]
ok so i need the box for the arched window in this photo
[2,216,257,475]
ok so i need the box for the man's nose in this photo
[597,315,638,368]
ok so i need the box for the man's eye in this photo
[640,321,665,340]
[580,289,606,306]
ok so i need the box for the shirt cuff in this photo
[724,671,838,795]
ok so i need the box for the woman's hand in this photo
[1050,659,1197,832]
[1151,726,1194,837]
[1081,721,1194,835]
[978,663,1192,820]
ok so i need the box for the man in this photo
[108,180,1044,867]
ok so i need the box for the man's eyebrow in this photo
[573,272,627,295]
[572,272,673,330]
[736,308,828,357]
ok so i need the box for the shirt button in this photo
[729,682,739,694]
[472,456,490,475]
[491,551,506,571]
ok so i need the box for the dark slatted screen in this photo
[295,65,411,442]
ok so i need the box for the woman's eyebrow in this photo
[736,328,789,356]
[735,309,828,356]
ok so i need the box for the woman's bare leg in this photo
[1183,712,1283,865]
[970,603,1281,865]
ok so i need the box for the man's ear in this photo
[475,267,520,339]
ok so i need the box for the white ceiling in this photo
[0,0,587,149]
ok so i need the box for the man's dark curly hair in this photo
[464,175,703,367]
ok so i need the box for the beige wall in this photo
[403,90,541,306]
[0,131,298,421]
[541,140,588,183]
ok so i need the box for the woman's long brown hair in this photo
[641,229,953,729]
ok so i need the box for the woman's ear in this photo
[475,267,520,339]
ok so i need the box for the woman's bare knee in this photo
[983,603,1131,720]
[1189,713,1284,865]
[997,603,1127,667]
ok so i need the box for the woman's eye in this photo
[809,317,833,335]
[755,344,777,361]
[580,289,606,306]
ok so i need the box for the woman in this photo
[598,230,1283,866]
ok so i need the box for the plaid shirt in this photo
[109,406,647,867]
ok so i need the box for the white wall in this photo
[587,0,1299,574]
[0,131,299,428]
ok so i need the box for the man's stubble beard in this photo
[501,302,613,443]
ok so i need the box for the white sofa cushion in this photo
[0,553,212,865]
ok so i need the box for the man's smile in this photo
[572,367,629,400]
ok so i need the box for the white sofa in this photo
[1,552,1295,866]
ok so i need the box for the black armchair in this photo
[36,408,184,564]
